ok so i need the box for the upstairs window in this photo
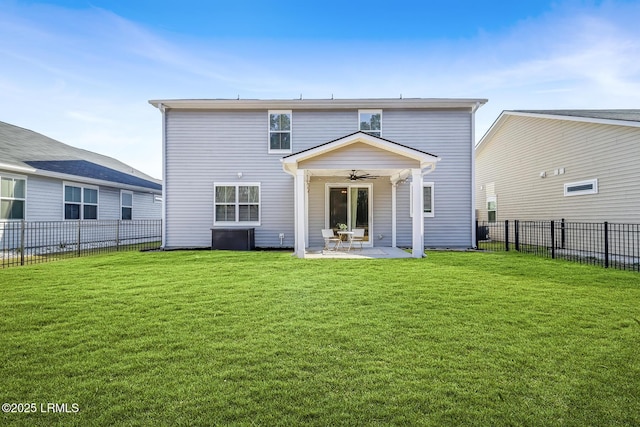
[64,184,98,220]
[359,110,381,137]
[121,191,133,220]
[269,111,292,153]
[1,176,26,220]
[214,183,261,225]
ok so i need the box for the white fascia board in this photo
[0,162,37,174]
[149,98,488,111]
[506,110,640,128]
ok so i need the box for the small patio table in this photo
[336,230,354,251]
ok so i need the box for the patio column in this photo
[391,181,397,247]
[294,169,306,258]
[411,168,424,258]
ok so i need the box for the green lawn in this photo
[1,251,639,426]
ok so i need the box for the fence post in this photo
[504,220,509,252]
[77,220,81,257]
[514,220,520,252]
[550,220,555,259]
[20,220,25,266]
[604,221,609,268]
[116,220,120,251]
[561,218,566,249]
[475,220,479,248]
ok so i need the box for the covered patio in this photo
[303,246,412,259]
[281,132,440,259]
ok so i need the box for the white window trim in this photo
[0,173,27,221]
[121,190,133,220]
[564,179,598,196]
[268,110,292,154]
[63,182,99,220]
[213,182,261,226]
[358,109,382,136]
[409,182,435,218]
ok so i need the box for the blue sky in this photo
[1,0,639,178]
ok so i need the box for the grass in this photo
[1,250,639,426]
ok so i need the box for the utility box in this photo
[211,228,255,250]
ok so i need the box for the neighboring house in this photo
[0,120,162,222]
[475,110,640,223]
[150,98,487,257]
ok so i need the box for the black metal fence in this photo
[477,219,640,272]
[1,220,161,268]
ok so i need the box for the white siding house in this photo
[0,120,162,222]
[150,98,487,257]
[475,110,640,223]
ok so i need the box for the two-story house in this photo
[149,98,486,257]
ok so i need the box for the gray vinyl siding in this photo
[99,188,120,219]
[476,115,640,223]
[165,110,295,248]
[385,110,474,248]
[23,175,63,221]
[165,107,475,249]
[132,192,162,220]
[13,173,161,222]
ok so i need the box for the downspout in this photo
[470,101,480,248]
[159,103,167,249]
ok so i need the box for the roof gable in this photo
[477,109,640,153]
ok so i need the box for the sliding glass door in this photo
[328,185,371,243]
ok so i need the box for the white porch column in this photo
[411,168,424,258]
[391,181,397,248]
[294,169,307,258]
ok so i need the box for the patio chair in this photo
[322,229,341,251]
[348,228,365,251]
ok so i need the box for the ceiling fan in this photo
[348,170,379,181]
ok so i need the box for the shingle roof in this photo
[0,120,161,191]
[24,160,162,191]
[512,110,640,123]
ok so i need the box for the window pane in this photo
[215,205,235,222]
[239,205,259,222]
[270,113,290,131]
[487,201,496,210]
[423,186,432,213]
[488,211,496,223]
[360,112,381,131]
[65,186,81,203]
[270,132,290,150]
[239,186,259,203]
[84,188,98,204]
[65,203,80,220]
[216,186,235,203]
[0,178,10,197]
[84,205,97,220]
[122,207,132,220]
[122,192,133,206]
[14,179,25,199]
[1,200,24,219]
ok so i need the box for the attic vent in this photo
[564,179,598,196]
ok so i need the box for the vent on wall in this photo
[564,179,598,196]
